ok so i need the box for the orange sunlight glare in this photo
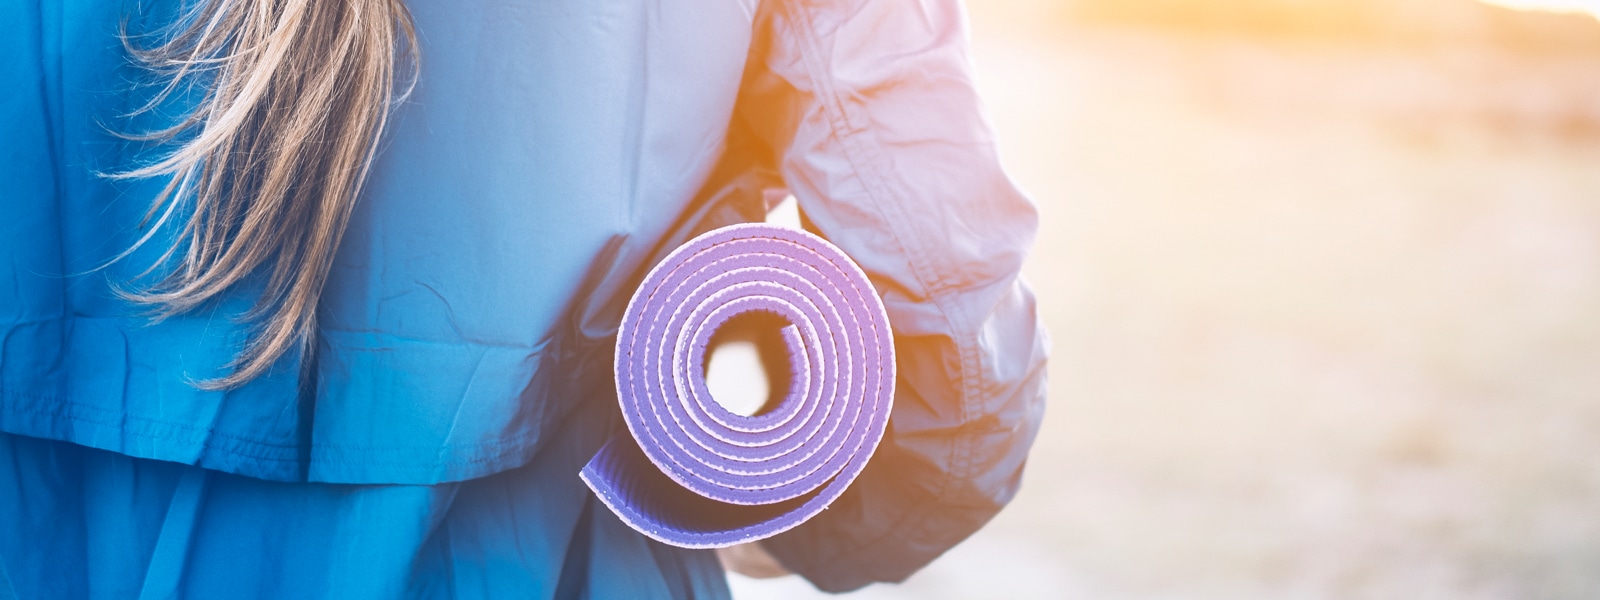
[1482,0,1600,18]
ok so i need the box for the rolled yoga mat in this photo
[580,223,896,548]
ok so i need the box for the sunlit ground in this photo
[725,1,1600,598]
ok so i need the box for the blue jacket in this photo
[0,0,1047,593]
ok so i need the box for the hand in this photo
[716,541,793,579]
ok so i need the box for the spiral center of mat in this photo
[583,223,896,547]
[703,311,794,417]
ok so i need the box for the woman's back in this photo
[0,0,1049,597]
[2,0,763,484]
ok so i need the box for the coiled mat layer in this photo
[581,223,895,548]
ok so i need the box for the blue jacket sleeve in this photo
[732,0,1051,591]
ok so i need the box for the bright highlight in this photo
[1481,0,1600,18]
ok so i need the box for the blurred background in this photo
[726,0,1600,597]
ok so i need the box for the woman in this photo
[0,0,1048,597]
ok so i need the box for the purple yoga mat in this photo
[580,223,896,548]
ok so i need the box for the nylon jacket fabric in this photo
[0,401,731,599]
[0,0,1047,594]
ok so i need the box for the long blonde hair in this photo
[114,0,418,389]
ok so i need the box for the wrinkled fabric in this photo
[0,0,1046,594]
[740,1,1051,591]
[0,403,730,599]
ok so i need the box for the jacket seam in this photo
[0,388,540,454]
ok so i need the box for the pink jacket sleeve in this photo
[731,0,1051,591]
